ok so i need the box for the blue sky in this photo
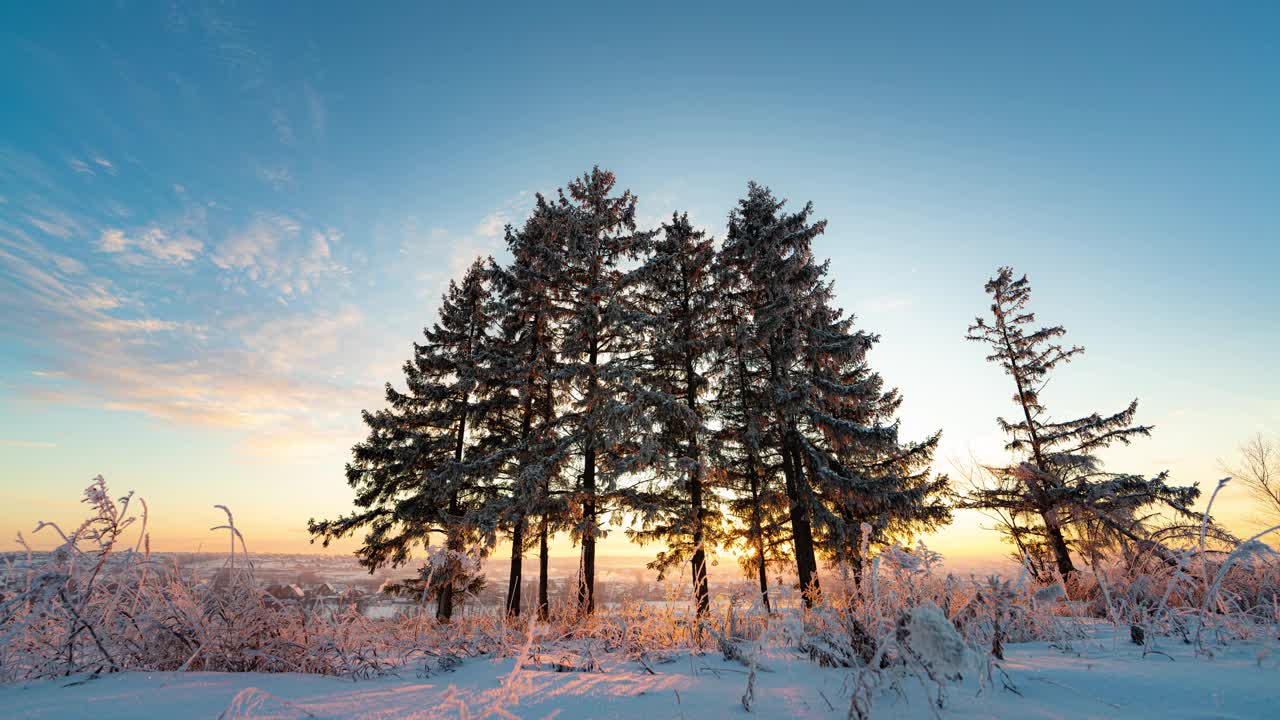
[1,2,1276,559]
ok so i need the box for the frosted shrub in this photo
[4,477,1278,691]
[0,478,504,682]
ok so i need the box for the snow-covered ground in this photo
[5,627,1276,719]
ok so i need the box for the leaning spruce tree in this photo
[622,212,722,618]
[309,258,497,622]
[964,267,1201,583]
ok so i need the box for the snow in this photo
[905,602,973,680]
[5,626,1276,719]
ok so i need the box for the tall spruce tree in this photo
[709,269,791,613]
[308,258,497,622]
[553,167,651,614]
[964,267,1200,582]
[718,182,950,605]
[718,182,829,606]
[622,212,721,617]
[484,197,570,618]
[797,297,951,578]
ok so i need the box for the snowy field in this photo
[6,482,1278,718]
[5,626,1276,719]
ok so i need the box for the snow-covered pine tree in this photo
[717,182,950,605]
[964,266,1200,582]
[552,167,652,615]
[797,296,951,579]
[308,258,498,622]
[621,212,722,617]
[717,182,829,606]
[483,197,571,618]
[709,252,791,613]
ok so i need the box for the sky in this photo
[1,2,1277,570]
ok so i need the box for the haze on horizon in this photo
[1,3,1276,574]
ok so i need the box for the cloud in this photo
[51,254,84,274]
[271,108,294,145]
[27,210,81,239]
[241,306,363,374]
[89,317,183,333]
[256,165,292,188]
[180,5,266,89]
[0,226,189,346]
[211,214,345,296]
[96,227,203,265]
[3,209,374,461]
[304,82,326,137]
[65,156,117,177]
[475,212,509,239]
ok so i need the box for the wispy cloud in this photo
[211,214,345,296]
[241,306,363,374]
[30,370,67,378]
[65,156,117,177]
[93,157,117,175]
[3,223,374,458]
[0,223,201,408]
[475,211,509,239]
[89,317,183,333]
[27,209,81,239]
[96,227,203,265]
[304,82,326,138]
[270,108,295,145]
[256,164,292,188]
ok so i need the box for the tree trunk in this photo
[537,375,554,622]
[736,354,771,613]
[506,517,525,617]
[684,354,709,618]
[505,364,539,618]
[537,515,550,620]
[438,399,469,623]
[579,446,596,614]
[436,522,461,622]
[1042,508,1076,581]
[781,436,820,607]
[755,544,771,614]
[578,337,599,615]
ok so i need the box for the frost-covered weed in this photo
[3,477,1278,693]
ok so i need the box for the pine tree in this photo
[483,197,571,618]
[717,182,830,606]
[792,276,951,580]
[308,258,497,622]
[709,283,790,613]
[717,182,950,605]
[964,267,1200,582]
[552,167,652,614]
[622,212,721,617]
